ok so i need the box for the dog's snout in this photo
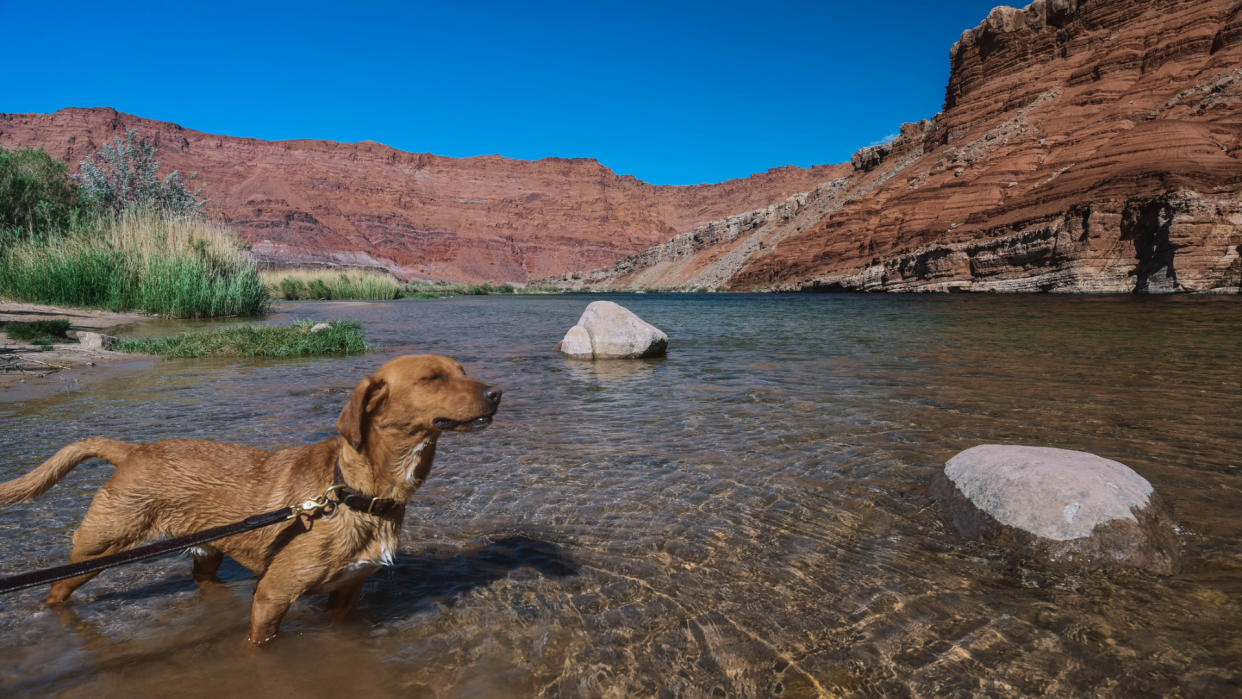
[483,386,502,404]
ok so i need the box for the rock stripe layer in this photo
[552,0,1242,294]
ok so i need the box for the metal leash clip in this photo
[288,484,348,520]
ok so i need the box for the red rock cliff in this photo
[0,109,844,283]
[557,0,1242,293]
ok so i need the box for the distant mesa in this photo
[0,107,838,286]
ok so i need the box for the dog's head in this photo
[337,354,501,457]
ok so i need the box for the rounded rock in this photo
[558,301,668,360]
[73,331,119,351]
[931,444,1179,574]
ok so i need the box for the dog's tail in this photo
[0,438,137,506]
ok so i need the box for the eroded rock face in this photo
[559,301,668,359]
[931,445,1179,574]
[553,0,1242,294]
[0,109,839,284]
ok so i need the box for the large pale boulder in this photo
[71,331,119,351]
[558,301,668,359]
[931,445,1179,574]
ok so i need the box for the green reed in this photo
[115,320,367,359]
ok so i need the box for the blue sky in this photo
[0,1,1004,185]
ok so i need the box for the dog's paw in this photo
[245,632,277,648]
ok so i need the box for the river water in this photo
[0,293,1239,697]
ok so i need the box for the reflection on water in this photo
[1,294,1240,696]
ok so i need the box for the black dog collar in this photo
[332,458,404,517]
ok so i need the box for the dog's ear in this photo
[337,377,389,451]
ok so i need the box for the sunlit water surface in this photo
[1,294,1240,697]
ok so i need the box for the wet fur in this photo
[0,354,501,645]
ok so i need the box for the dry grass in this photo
[263,268,402,301]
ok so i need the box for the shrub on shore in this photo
[115,320,367,359]
[0,147,88,245]
[77,129,206,215]
[0,209,267,318]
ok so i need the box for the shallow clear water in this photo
[1,293,1240,697]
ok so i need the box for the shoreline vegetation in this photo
[115,320,367,359]
[0,138,371,374]
[1,209,266,317]
[261,268,563,301]
[1,135,266,319]
[2,135,573,381]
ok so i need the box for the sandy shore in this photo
[0,301,153,399]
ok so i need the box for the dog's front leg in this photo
[247,576,304,646]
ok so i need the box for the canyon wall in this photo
[0,109,844,283]
[553,0,1242,293]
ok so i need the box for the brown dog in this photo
[0,354,501,645]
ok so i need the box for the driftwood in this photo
[0,352,65,376]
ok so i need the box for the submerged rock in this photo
[931,444,1179,574]
[558,301,668,359]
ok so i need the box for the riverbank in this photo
[1,301,373,400]
[0,300,152,398]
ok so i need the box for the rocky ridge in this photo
[0,109,840,284]
[550,0,1242,293]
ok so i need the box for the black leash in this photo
[0,459,405,597]
[0,507,295,595]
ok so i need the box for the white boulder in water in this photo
[931,444,1179,574]
[558,301,668,359]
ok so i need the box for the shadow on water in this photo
[1,534,577,697]
[62,532,577,616]
[363,534,580,621]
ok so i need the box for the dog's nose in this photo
[483,386,502,404]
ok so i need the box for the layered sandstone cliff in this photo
[554,0,1242,293]
[0,109,843,283]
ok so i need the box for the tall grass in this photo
[403,280,517,297]
[0,209,267,318]
[264,268,523,300]
[263,268,402,301]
